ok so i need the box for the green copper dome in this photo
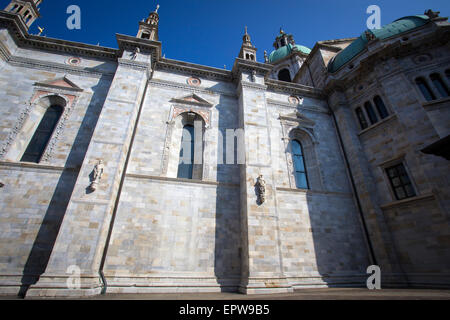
[328,15,431,73]
[269,43,311,63]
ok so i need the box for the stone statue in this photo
[89,160,104,192]
[264,50,268,63]
[131,47,140,60]
[256,175,266,204]
[251,70,257,82]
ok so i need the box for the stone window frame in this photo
[412,69,450,103]
[280,113,323,191]
[0,85,80,163]
[352,91,393,132]
[378,155,419,203]
[161,104,211,181]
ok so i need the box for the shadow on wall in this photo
[18,73,111,297]
[214,93,241,292]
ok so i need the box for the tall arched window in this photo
[177,125,195,179]
[430,73,449,98]
[416,77,436,101]
[291,140,309,189]
[373,96,389,119]
[364,101,378,125]
[21,105,63,163]
[278,69,292,82]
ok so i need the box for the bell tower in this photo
[137,4,160,40]
[238,27,257,62]
[4,0,42,29]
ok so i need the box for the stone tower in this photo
[137,4,160,40]
[238,27,257,62]
[4,0,42,29]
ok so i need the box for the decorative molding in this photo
[156,58,232,82]
[0,160,79,172]
[118,58,151,72]
[358,114,398,139]
[266,78,325,99]
[148,78,237,98]
[8,55,115,79]
[266,98,330,114]
[170,94,213,107]
[0,80,82,162]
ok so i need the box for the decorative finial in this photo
[245,26,248,34]
[155,4,160,13]
[264,50,268,63]
[280,27,284,34]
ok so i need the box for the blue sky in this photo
[2,0,449,69]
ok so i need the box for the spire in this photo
[137,4,160,40]
[4,0,43,30]
[238,26,257,62]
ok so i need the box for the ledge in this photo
[380,193,436,210]
[125,173,239,188]
[0,161,79,172]
[276,187,353,198]
[358,113,398,137]
[422,96,450,111]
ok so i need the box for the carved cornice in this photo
[148,78,237,98]
[231,58,272,79]
[156,58,232,82]
[266,99,330,115]
[266,78,325,99]
[0,12,118,60]
[7,55,115,79]
[118,58,151,72]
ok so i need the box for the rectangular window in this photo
[386,163,416,201]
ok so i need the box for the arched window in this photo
[364,101,378,125]
[11,4,18,12]
[355,107,369,130]
[416,77,436,101]
[430,73,449,98]
[278,69,291,82]
[177,125,195,179]
[373,96,389,119]
[291,140,309,189]
[141,33,150,39]
[21,105,63,163]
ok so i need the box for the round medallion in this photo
[187,77,201,86]
[67,57,81,66]
[288,95,301,105]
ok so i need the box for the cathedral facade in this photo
[0,1,449,297]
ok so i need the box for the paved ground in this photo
[2,288,450,300]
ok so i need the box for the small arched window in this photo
[291,140,309,189]
[373,96,389,119]
[177,125,195,179]
[278,69,291,82]
[416,77,436,101]
[141,33,150,39]
[11,4,18,12]
[21,105,63,163]
[430,73,449,98]
[364,101,378,125]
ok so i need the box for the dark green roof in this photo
[328,15,431,73]
[269,43,311,63]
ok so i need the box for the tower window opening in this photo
[141,33,150,39]
[278,69,291,82]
